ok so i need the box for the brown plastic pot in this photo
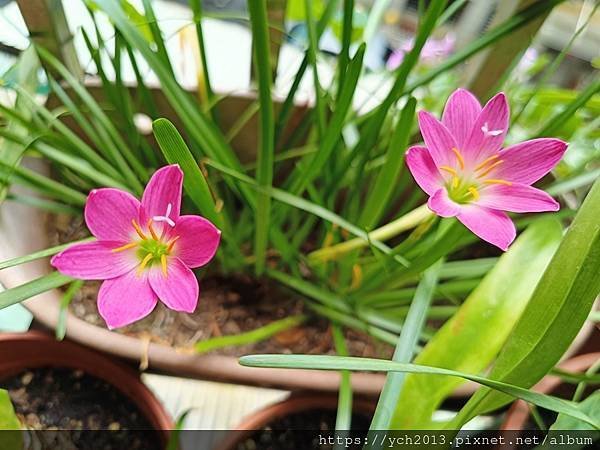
[218,394,375,450]
[501,352,600,433]
[0,331,172,435]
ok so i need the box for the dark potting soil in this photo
[1,367,161,450]
[235,409,371,450]
[47,214,393,359]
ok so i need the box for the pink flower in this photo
[387,34,455,70]
[51,165,221,329]
[406,89,567,250]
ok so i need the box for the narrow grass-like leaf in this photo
[535,77,600,138]
[303,0,326,138]
[166,409,193,450]
[0,47,37,202]
[370,260,442,431]
[205,159,410,267]
[332,325,352,434]
[91,0,251,203]
[307,302,398,345]
[141,0,174,74]
[6,194,80,216]
[359,97,416,228]
[195,315,306,354]
[0,160,87,206]
[248,0,275,275]
[14,84,122,183]
[189,0,215,114]
[309,204,431,263]
[286,44,366,197]
[0,238,93,271]
[152,118,223,228]
[38,47,146,192]
[239,354,599,428]
[0,272,72,310]
[274,0,339,143]
[55,280,83,340]
[453,177,600,427]
[392,219,562,429]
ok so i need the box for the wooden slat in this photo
[16,0,81,78]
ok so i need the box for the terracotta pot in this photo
[501,352,600,433]
[0,331,172,435]
[218,394,375,450]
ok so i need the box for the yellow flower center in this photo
[112,219,179,277]
[442,148,512,204]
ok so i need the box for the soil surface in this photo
[1,367,161,450]
[234,408,371,450]
[48,215,393,358]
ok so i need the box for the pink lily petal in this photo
[170,215,221,268]
[428,188,461,217]
[405,146,443,196]
[140,164,183,226]
[417,111,457,167]
[494,138,567,184]
[442,89,481,149]
[149,257,199,313]
[463,92,509,162]
[51,241,138,280]
[98,271,158,329]
[457,205,516,251]
[85,188,140,241]
[478,183,559,213]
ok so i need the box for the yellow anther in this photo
[477,159,504,178]
[452,176,459,189]
[147,219,159,241]
[474,154,500,171]
[451,148,465,170]
[132,219,147,240]
[161,254,168,277]
[483,179,513,186]
[111,242,138,253]
[439,165,458,176]
[468,186,480,201]
[137,253,153,276]
[167,236,180,252]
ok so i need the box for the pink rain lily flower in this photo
[51,164,221,329]
[406,88,567,250]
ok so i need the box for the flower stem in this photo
[308,204,432,263]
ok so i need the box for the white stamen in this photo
[153,203,175,227]
[482,122,503,137]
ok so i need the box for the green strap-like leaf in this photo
[391,219,562,428]
[152,118,223,229]
[0,272,72,310]
[454,176,600,426]
[239,354,599,429]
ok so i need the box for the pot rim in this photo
[0,330,173,433]
[218,393,375,450]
